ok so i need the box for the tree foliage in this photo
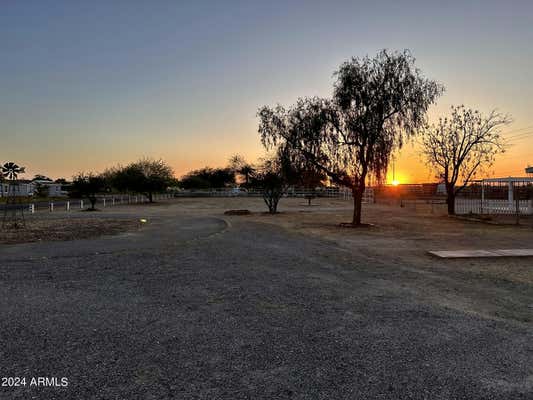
[33,182,50,198]
[106,158,174,202]
[33,174,51,181]
[179,167,235,189]
[421,106,511,214]
[229,154,256,187]
[71,173,106,210]
[251,149,295,214]
[259,49,442,224]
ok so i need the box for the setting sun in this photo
[392,179,400,186]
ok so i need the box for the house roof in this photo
[32,179,58,184]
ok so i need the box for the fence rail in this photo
[455,198,533,215]
[0,193,173,215]
[174,187,375,202]
[1,188,377,216]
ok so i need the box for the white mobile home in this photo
[0,181,33,197]
[0,180,66,198]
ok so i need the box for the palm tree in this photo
[1,162,26,228]
[239,164,256,186]
[2,162,25,181]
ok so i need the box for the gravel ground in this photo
[0,199,532,399]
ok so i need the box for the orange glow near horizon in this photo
[2,3,533,183]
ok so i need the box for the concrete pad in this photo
[429,249,533,258]
[494,249,533,257]
[429,250,501,258]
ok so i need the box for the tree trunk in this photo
[272,195,279,213]
[352,187,363,225]
[89,196,96,210]
[263,190,279,214]
[445,182,456,215]
[447,193,456,215]
[148,192,153,203]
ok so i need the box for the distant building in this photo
[0,179,66,197]
[30,179,65,197]
[0,180,33,197]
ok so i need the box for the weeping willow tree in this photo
[259,50,443,225]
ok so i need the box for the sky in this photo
[1,0,532,182]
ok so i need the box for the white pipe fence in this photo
[455,198,533,215]
[22,193,173,215]
[174,187,375,203]
[18,190,373,216]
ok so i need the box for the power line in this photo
[502,125,533,135]
[506,130,533,138]
[503,130,533,142]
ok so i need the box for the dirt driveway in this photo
[0,198,532,399]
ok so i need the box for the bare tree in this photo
[421,106,511,215]
[259,50,442,225]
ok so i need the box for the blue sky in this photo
[1,0,532,181]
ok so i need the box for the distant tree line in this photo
[71,158,175,210]
[179,167,235,189]
[176,153,327,213]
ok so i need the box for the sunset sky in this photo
[1,1,532,183]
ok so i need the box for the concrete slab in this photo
[494,249,533,257]
[429,249,533,258]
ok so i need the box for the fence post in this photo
[112,198,115,206]
[515,186,520,225]
[49,202,54,212]
[80,200,84,209]
[66,201,70,211]
[103,198,106,207]
[508,181,514,210]
[480,180,485,215]
[29,204,35,214]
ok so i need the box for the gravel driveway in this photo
[0,202,532,399]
